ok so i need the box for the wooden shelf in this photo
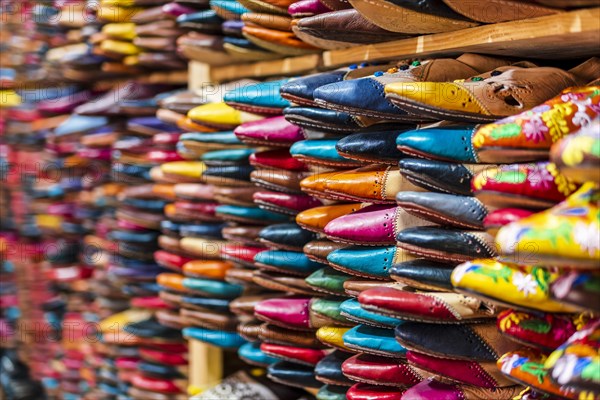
[190,7,600,83]
[323,7,600,67]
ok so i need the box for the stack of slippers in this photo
[81,81,197,399]
[238,0,320,57]
[226,80,334,392]
[446,88,600,400]
[282,68,422,400]
[151,81,271,394]
[89,0,195,75]
[177,0,274,65]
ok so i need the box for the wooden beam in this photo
[208,54,321,83]
[188,339,223,396]
[323,8,600,67]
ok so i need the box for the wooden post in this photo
[188,338,223,396]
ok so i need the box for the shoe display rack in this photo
[192,8,600,83]
[1,1,599,400]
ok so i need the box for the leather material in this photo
[304,165,423,203]
[551,271,600,312]
[243,26,320,55]
[396,191,488,229]
[316,385,348,400]
[230,294,275,316]
[305,267,351,295]
[343,325,407,358]
[342,353,426,387]
[407,351,514,388]
[261,343,327,366]
[360,286,497,323]
[223,20,245,37]
[242,13,292,31]
[284,106,403,134]
[253,190,323,215]
[54,115,109,137]
[496,309,587,352]
[180,308,239,331]
[337,130,411,165]
[327,246,414,279]
[545,319,600,396]
[124,318,182,340]
[288,0,333,16]
[471,87,600,164]
[400,378,522,400]
[235,115,305,147]
[160,161,206,182]
[202,149,256,167]
[279,63,389,106]
[315,350,354,386]
[348,0,479,34]
[224,79,291,114]
[253,269,316,294]
[295,9,410,44]
[213,186,259,206]
[238,342,279,367]
[180,130,243,145]
[255,249,324,276]
[202,165,255,185]
[483,208,533,236]
[155,250,193,271]
[182,260,233,279]
[314,55,509,120]
[180,296,230,313]
[396,125,480,163]
[296,203,364,233]
[250,149,308,171]
[497,350,570,400]
[188,102,263,130]
[346,384,404,400]
[215,204,290,224]
[182,277,244,298]
[260,323,324,348]
[317,326,352,351]
[238,320,263,341]
[324,204,433,245]
[303,240,348,264]
[311,298,352,325]
[222,225,263,244]
[452,259,579,313]
[389,259,454,291]
[179,223,225,239]
[251,169,309,194]
[442,0,559,23]
[340,298,404,328]
[182,327,246,349]
[395,322,517,361]
[211,0,250,19]
[173,183,215,201]
[267,361,322,389]
[399,158,484,195]
[216,264,252,286]
[472,162,578,209]
[496,183,598,267]
[221,244,266,266]
[291,139,361,167]
[551,119,600,183]
[385,66,588,123]
[259,223,317,250]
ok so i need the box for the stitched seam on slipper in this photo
[389,98,495,122]
[470,327,498,360]
[398,171,454,194]
[422,293,461,321]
